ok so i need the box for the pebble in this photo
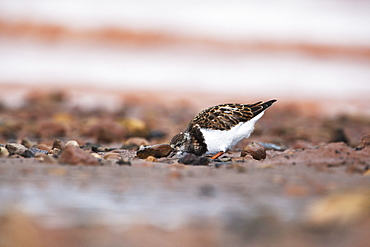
[103,152,121,160]
[65,140,79,147]
[22,147,48,158]
[218,156,232,162]
[136,144,173,159]
[58,145,99,166]
[52,139,66,150]
[5,143,27,156]
[91,153,102,159]
[0,146,9,157]
[52,148,62,156]
[178,153,209,166]
[145,156,157,162]
[241,142,266,160]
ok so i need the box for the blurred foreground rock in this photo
[5,143,27,156]
[306,188,370,227]
[58,145,99,165]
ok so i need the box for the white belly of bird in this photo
[200,112,264,154]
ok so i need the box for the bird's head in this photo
[170,132,186,150]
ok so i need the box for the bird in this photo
[170,99,277,159]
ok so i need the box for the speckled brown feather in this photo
[186,99,277,131]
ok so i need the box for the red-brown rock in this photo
[241,142,266,160]
[58,145,99,166]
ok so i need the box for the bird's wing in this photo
[188,100,276,131]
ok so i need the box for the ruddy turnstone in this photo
[170,99,276,159]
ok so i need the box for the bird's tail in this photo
[249,99,277,116]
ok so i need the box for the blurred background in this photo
[1,0,370,104]
[1,2,370,246]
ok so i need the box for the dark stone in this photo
[22,147,48,158]
[136,144,173,159]
[22,150,35,158]
[178,153,209,166]
[331,128,349,144]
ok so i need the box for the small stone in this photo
[52,139,66,150]
[136,144,173,159]
[103,152,121,160]
[90,144,105,152]
[241,142,266,160]
[22,148,49,158]
[0,146,9,157]
[58,145,99,166]
[21,138,35,148]
[37,143,52,153]
[5,143,27,156]
[178,153,209,166]
[358,133,370,149]
[65,140,79,147]
[91,153,102,159]
[122,137,150,150]
[145,156,157,162]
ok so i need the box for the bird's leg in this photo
[211,151,224,160]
